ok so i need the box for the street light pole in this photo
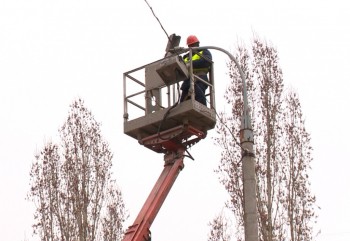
[173,46,259,241]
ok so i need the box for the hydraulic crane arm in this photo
[122,148,185,241]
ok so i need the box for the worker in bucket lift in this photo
[180,35,212,106]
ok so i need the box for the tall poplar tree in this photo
[212,37,317,241]
[28,98,127,241]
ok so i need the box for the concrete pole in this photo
[175,45,259,241]
[232,48,259,241]
[240,127,259,241]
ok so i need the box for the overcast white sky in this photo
[1,0,349,240]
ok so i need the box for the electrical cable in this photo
[144,0,177,48]
[144,0,170,40]
[193,81,249,154]
[143,0,183,56]
[157,70,182,141]
[213,106,245,152]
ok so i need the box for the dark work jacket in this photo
[181,49,212,91]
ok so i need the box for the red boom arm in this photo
[122,148,185,241]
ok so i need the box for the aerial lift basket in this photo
[123,47,216,153]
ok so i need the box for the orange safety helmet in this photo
[186,35,199,46]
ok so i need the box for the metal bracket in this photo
[139,124,206,153]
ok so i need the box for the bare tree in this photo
[282,90,317,241]
[28,98,127,241]
[213,37,317,241]
[208,212,232,241]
